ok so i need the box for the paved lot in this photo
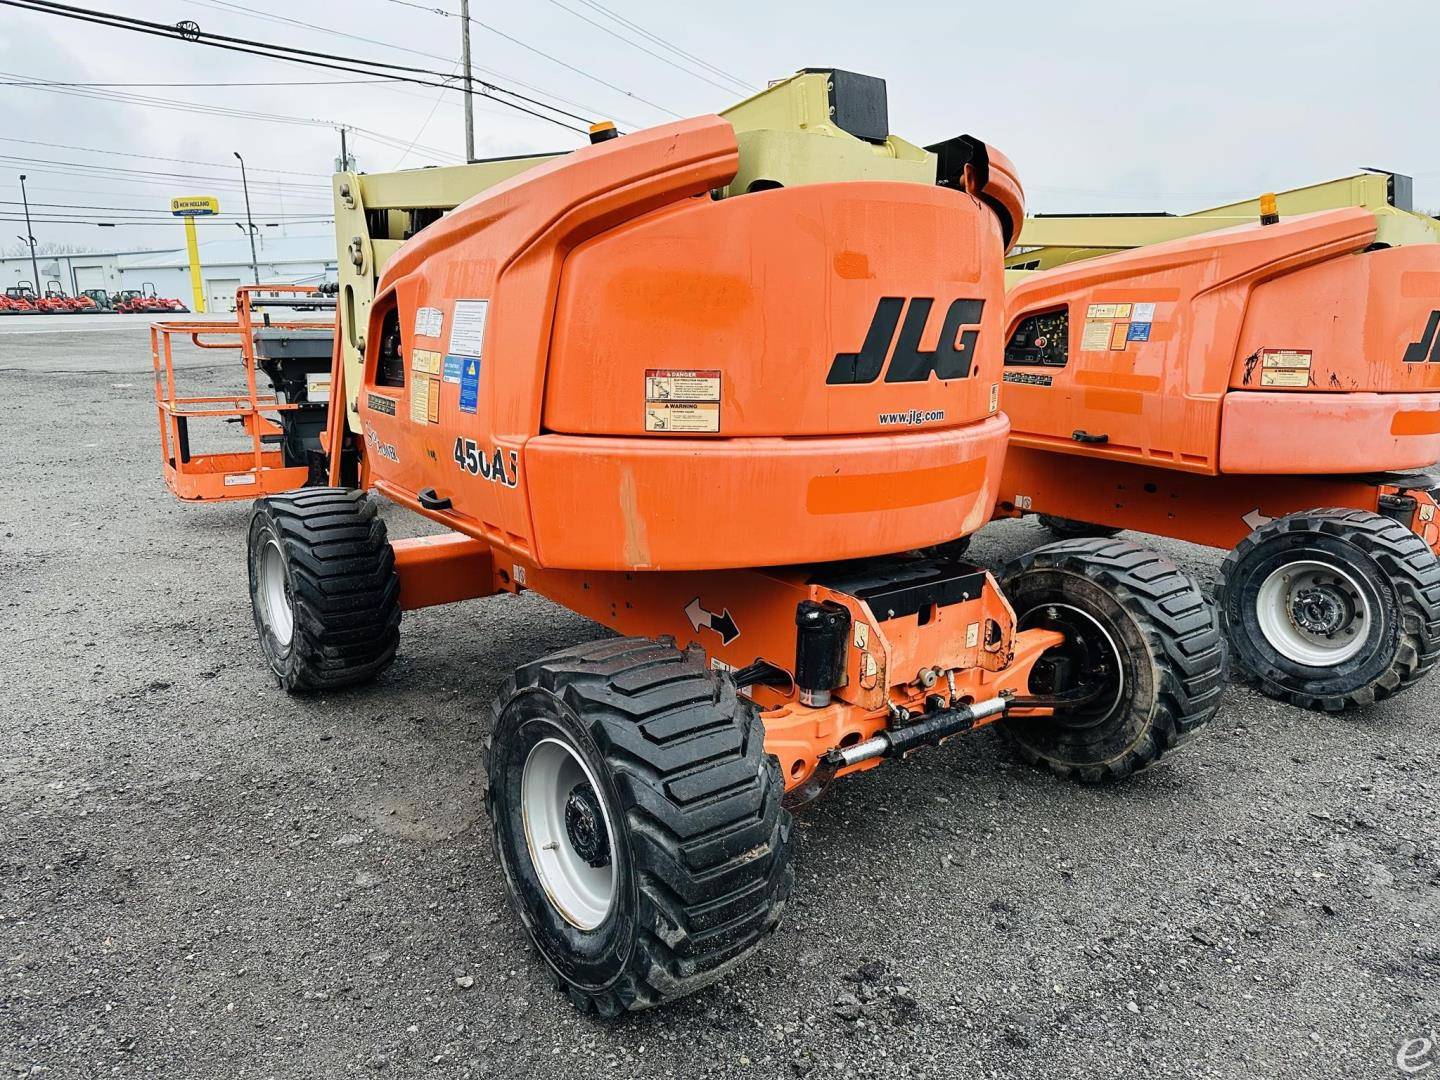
[2,320,1437,1079]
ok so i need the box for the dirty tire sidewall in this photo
[1003,567,1156,775]
[489,687,637,994]
[247,507,295,683]
[1229,535,1390,685]
[1214,509,1440,711]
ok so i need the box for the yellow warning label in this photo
[1261,368,1309,387]
[410,376,440,423]
[1082,320,1113,351]
[411,348,442,375]
[1087,303,1120,319]
[1110,322,1131,350]
[645,401,720,433]
[1261,349,1312,369]
[1113,303,1132,319]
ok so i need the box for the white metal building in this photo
[119,234,339,312]
[1,249,129,297]
[1,233,338,310]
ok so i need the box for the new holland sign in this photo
[170,195,220,217]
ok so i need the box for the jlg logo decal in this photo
[827,297,986,385]
[1403,310,1440,363]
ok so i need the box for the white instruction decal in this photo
[449,299,489,358]
[414,306,444,339]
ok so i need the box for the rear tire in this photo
[486,637,793,1016]
[246,488,400,692]
[999,537,1226,782]
[1038,514,1123,540]
[1218,508,1440,711]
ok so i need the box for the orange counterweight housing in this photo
[1003,207,1440,476]
[358,114,1015,571]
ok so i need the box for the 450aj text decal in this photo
[453,438,518,488]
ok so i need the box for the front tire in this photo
[999,538,1226,782]
[1218,508,1440,711]
[486,637,793,1016]
[246,488,400,692]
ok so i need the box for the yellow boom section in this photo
[1005,171,1439,286]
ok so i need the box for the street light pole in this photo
[18,173,39,291]
[233,151,260,285]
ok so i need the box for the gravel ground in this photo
[2,319,1437,1079]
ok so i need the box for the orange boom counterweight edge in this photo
[164,70,1225,1014]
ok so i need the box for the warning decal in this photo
[644,368,721,432]
[414,306,444,339]
[458,356,481,413]
[443,354,463,384]
[411,348,442,375]
[1259,348,1313,387]
[448,299,489,358]
[1081,320,1113,352]
[1109,322,1131,350]
[366,392,397,416]
[410,376,439,424]
[646,401,720,433]
[644,368,721,402]
[1132,302,1157,322]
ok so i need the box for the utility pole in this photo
[459,0,475,162]
[17,173,39,292]
[338,126,352,172]
[233,151,260,285]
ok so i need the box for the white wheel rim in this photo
[259,539,294,647]
[1255,558,1372,666]
[521,737,617,931]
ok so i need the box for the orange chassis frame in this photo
[996,444,1440,556]
[151,285,334,501]
[321,352,1064,797]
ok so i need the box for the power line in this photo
[0,73,463,162]
[374,0,681,119]
[544,0,748,96]
[0,199,332,218]
[568,0,754,92]
[2,0,593,133]
[0,137,328,178]
[0,152,333,190]
[1,77,395,87]
[189,0,645,129]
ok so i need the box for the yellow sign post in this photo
[170,196,220,314]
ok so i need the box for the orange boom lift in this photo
[228,71,1224,1013]
[997,181,1440,711]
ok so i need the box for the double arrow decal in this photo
[685,597,740,645]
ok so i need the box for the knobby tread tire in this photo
[1218,507,1440,711]
[486,637,793,1017]
[247,487,400,692]
[1000,537,1226,782]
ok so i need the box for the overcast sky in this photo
[1,0,1436,257]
